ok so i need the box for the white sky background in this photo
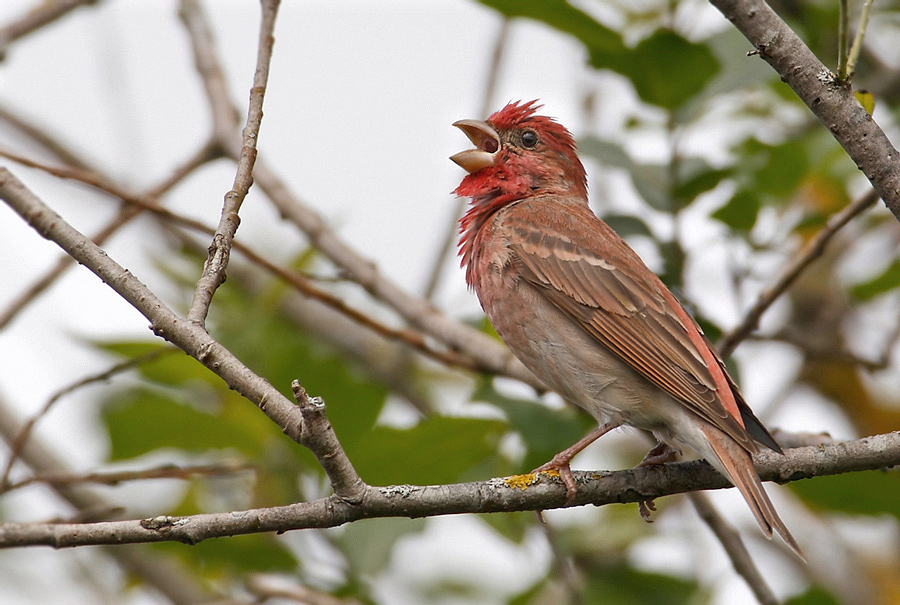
[0,1,863,603]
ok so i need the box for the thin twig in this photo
[422,18,511,300]
[0,347,177,492]
[0,101,99,171]
[719,189,879,356]
[173,0,537,387]
[0,168,305,445]
[709,0,900,221]
[0,149,483,371]
[292,382,367,503]
[837,0,849,81]
[0,0,97,61]
[186,0,280,326]
[0,141,221,330]
[846,0,876,81]
[5,461,253,492]
[688,492,779,605]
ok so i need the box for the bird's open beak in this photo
[451,119,500,174]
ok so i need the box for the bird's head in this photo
[451,100,587,204]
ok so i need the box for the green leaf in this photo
[851,259,900,301]
[97,341,214,387]
[349,416,506,486]
[673,168,731,202]
[583,562,698,605]
[622,30,719,109]
[603,214,654,238]
[578,137,636,171]
[786,585,842,605]
[102,387,274,460]
[153,533,296,577]
[336,517,426,578]
[477,0,628,68]
[712,190,760,232]
[742,139,809,198]
[473,379,593,472]
[790,470,900,519]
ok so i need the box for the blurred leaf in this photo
[102,387,272,460]
[673,167,731,202]
[631,164,671,211]
[623,30,719,109]
[153,533,295,577]
[211,279,387,449]
[790,470,900,519]
[785,585,842,605]
[350,416,506,486]
[473,378,593,471]
[742,139,809,198]
[97,341,212,387]
[336,517,426,578]
[579,137,636,171]
[478,0,628,68]
[583,562,698,605]
[854,89,875,115]
[712,190,761,232]
[850,259,900,301]
[603,214,654,238]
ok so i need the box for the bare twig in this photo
[292,382,367,503]
[186,0,280,325]
[0,168,304,444]
[1,430,897,549]
[423,18,511,300]
[5,460,253,492]
[0,395,217,603]
[688,492,779,605]
[0,0,98,61]
[709,0,900,221]
[0,140,221,330]
[720,189,879,356]
[0,347,177,492]
[173,0,538,387]
[1,148,484,371]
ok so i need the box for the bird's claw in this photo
[533,458,578,505]
[638,499,657,522]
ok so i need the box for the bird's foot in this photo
[637,441,680,467]
[533,456,577,505]
[638,499,657,523]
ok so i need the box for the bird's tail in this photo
[698,423,806,562]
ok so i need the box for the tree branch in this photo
[720,188,879,356]
[1,430,896,549]
[709,0,900,221]
[0,167,305,445]
[186,0,280,325]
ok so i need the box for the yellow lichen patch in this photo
[505,473,542,490]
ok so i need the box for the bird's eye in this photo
[521,130,538,149]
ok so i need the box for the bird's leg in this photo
[532,421,619,504]
[637,441,680,467]
[635,441,681,522]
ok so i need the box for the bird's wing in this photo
[506,210,757,450]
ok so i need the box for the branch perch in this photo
[1,431,896,549]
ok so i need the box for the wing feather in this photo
[509,220,754,447]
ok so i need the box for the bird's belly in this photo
[476,271,672,430]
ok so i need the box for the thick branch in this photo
[710,0,900,221]
[1,431,896,549]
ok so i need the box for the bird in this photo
[450,100,803,559]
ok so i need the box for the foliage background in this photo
[1,0,899,603]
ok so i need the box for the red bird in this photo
[451,100,803,559]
